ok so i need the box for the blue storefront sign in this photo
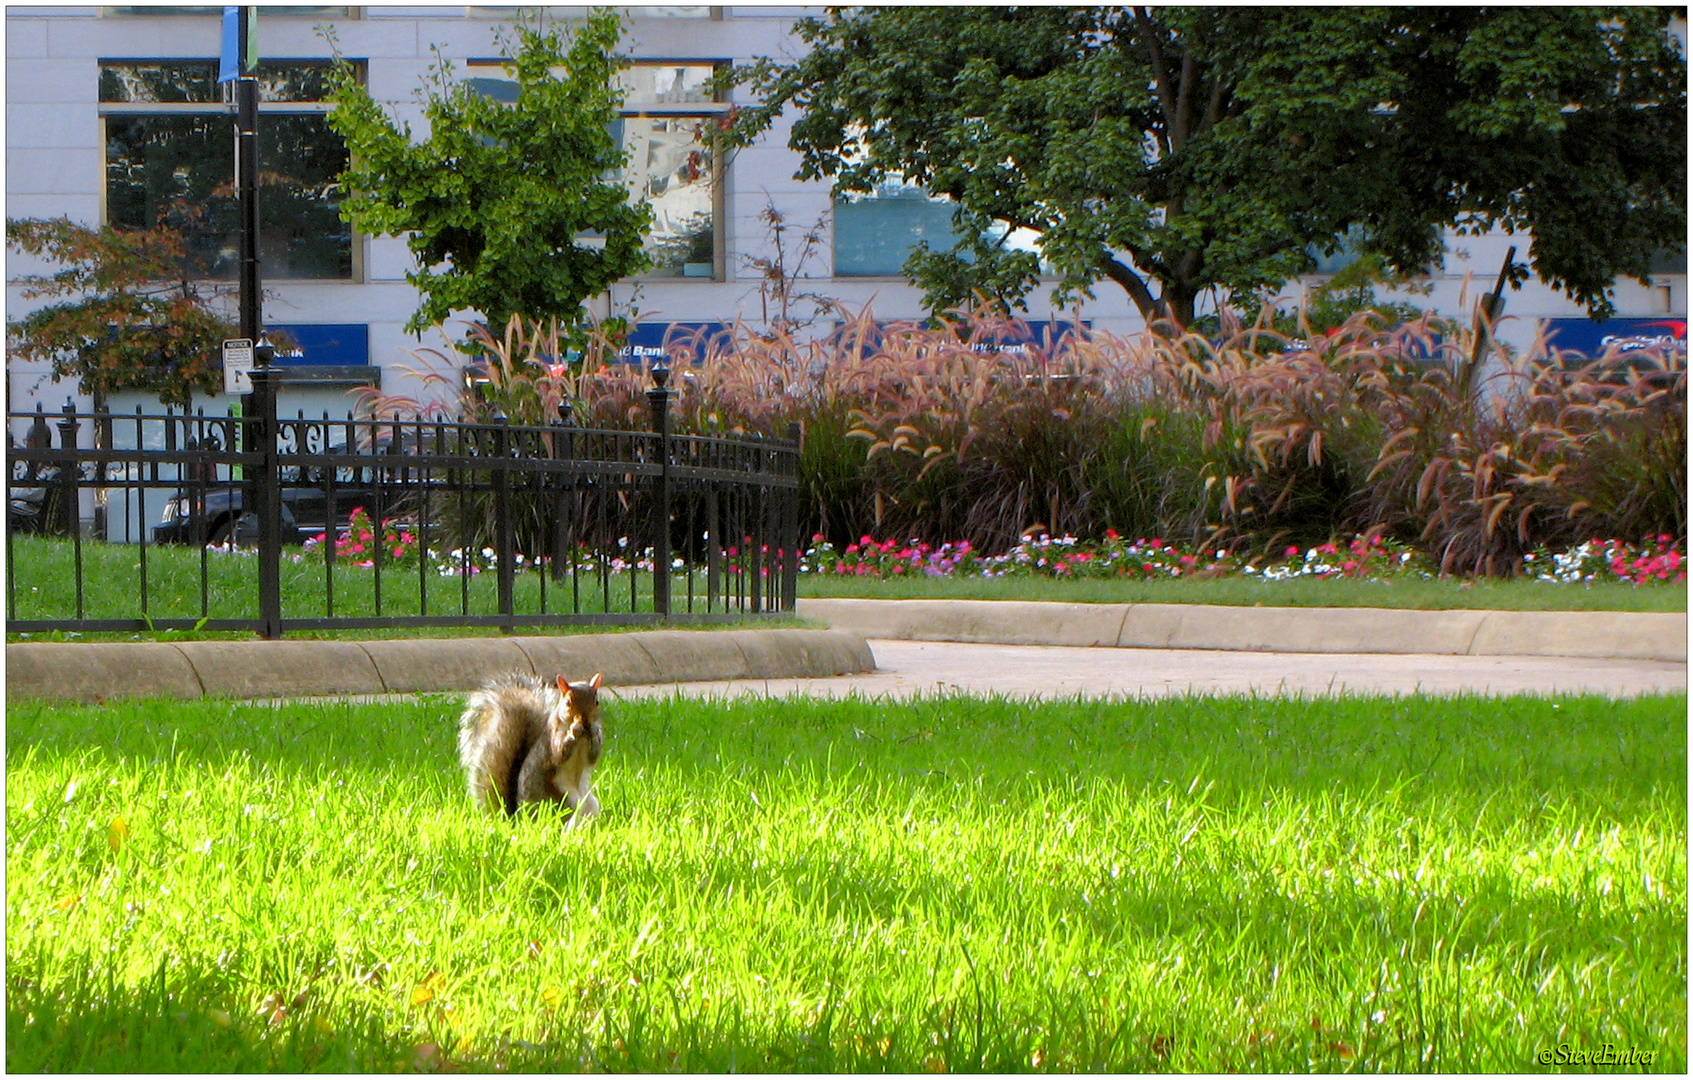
[614,322,734,365]
[266,323,370,366]
[1542,317,1686,361]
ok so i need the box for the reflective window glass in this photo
[834,183,961,278]
[100,62,352,280]
[616,63,717,106]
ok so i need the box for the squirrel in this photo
[457,671,604,826]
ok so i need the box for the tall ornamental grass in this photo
[366,306,1683,575]
[577,307,1684,572]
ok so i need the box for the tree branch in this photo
[1174,47,1196,149]
[1132,8,1180,144]
[1098,253,1161,320]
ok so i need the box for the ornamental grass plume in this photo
[360,299,1685,576]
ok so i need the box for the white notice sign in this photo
[222,338,254,395]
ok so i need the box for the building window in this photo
[99,60,354,281]
[833,180,964,278]
[103,7,356,15]
[466,59,727,280]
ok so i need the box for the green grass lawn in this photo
[797,572,1689,612]
[7,690,1685,1072]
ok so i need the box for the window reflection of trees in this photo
[625,116,714,277]
[100,62,350,280]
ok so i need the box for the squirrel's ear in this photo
[589,671,603,689]
[556,674,570,695]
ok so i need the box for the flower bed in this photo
[290,513,1686,587]
[802,532,1688,586]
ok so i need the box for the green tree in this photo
[323,9,651,336]
[5,216,236,409]
[732,7,1686,327]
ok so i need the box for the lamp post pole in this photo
[234,7,260,345]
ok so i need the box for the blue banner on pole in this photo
[218,7,241,83]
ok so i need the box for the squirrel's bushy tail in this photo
[458,672,554,814]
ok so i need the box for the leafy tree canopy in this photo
[6,217,235,408]
[324,9,652,335]
[732,6,1686,326]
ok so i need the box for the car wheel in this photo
[207,517,237,547]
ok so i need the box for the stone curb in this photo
[5,628,876,705]
[796,598,1687,663]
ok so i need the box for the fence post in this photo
[55,402,80,538]
[492,411,515,624]
[783,421,801,612]
[248,360,282,639]
[646,363,673,618]
[551,400,573,584]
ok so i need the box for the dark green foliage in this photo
[731,8,1686,325]
[323,11,652,335]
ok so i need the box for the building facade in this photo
[6,5,1686,421]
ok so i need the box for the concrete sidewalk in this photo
[613,639,1685,702]
[797,598,1688,662]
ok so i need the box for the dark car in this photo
[153,437,423,546]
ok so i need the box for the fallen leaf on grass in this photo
[107,817,129,853]
[258,992,288,1026]
[412,971,445,1007]
[413,1042,443,1071]
[527,940,544,961]
[1329,1041,1355,1059]
[1247,1029,1276,1046]
[1150,1034,1173,1059]
[56,893,81,911]
[1031,1048,1045,1068]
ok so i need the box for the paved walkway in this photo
[612,638,1686,702]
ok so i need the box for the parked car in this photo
[153,437,425,546]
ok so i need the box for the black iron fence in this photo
[7,365,800,637]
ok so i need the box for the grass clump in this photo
[7,691,1685,1071]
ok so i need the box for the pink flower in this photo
[1286,546,1300,557]
[392,546,406,558]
